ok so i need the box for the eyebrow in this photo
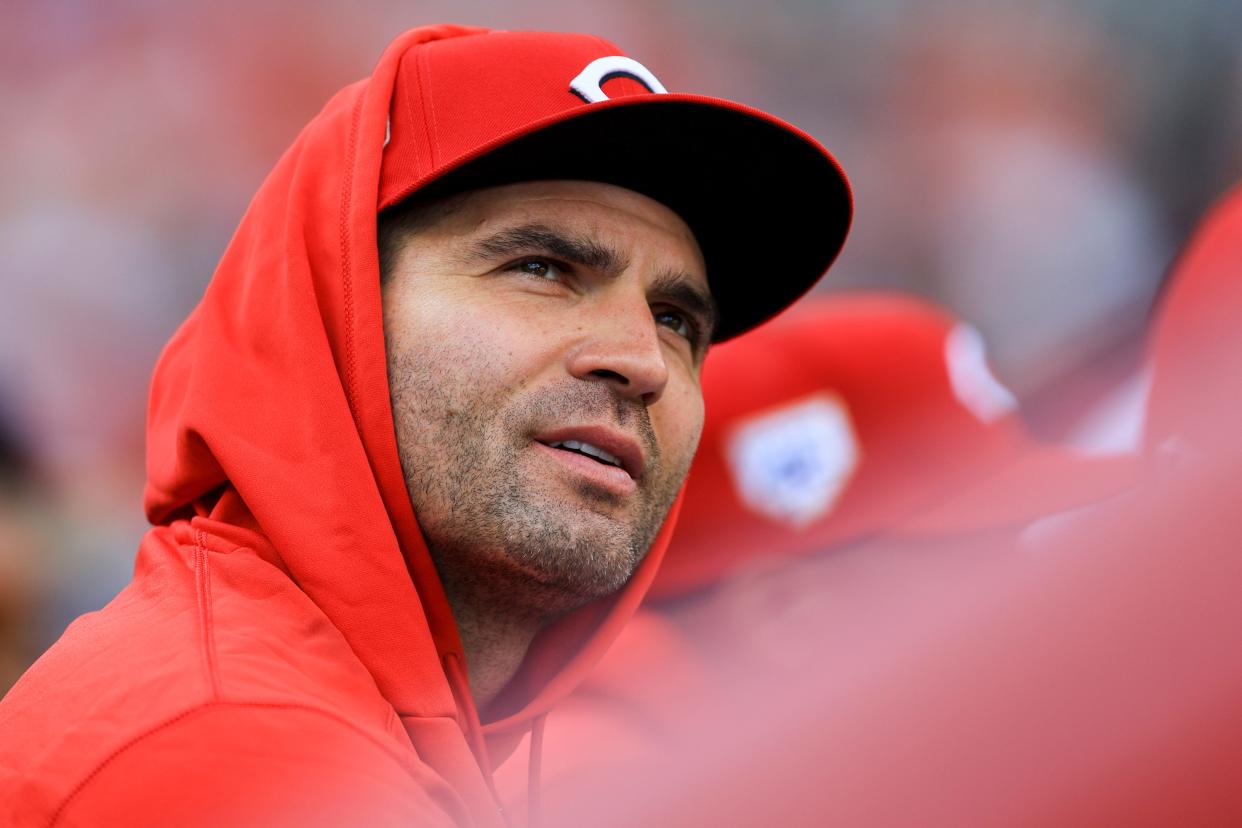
[468,224,629,275]
[468,222,718,347]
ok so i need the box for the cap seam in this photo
[417,45,441,171]
[401,52,424,180]
[587,34,619,58]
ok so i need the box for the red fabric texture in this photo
[0,25,689,826]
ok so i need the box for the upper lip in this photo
[534,425,646,481]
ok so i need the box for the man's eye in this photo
[511,258,562,281]
[654,308,696,342]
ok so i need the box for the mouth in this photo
[533,425,646,484]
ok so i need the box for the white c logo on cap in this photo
[570,56,668,103]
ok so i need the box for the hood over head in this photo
[142,24,781,777]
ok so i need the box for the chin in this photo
[506,521,644,603]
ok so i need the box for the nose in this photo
[566,297,670,405]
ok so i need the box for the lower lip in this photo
[533,442,637,497]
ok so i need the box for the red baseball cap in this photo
[377,25,852,342]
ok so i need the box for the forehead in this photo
[415,180,706,278]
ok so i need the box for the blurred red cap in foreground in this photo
[654,292,1026,598]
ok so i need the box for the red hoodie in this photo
[0,26,686,827]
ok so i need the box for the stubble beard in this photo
[388,347,688,620]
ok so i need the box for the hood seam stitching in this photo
[340,94,363,425]
[193,528,222,701]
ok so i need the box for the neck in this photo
[449,591,544,716]
[430,550,575,718]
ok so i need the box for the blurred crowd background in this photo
[1,0,1240,693]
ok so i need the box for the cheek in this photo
[385,284,564,410]
[387,279,488,366]
[385,296,488,420]
[653,380,706,471]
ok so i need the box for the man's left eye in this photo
[513,259,562,281]
[654,308,695,342]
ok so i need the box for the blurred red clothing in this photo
[543,453,1242,828]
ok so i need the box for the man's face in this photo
[382,180,712,610]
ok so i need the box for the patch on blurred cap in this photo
[724,394,860,528]
[945,325,1017,423]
